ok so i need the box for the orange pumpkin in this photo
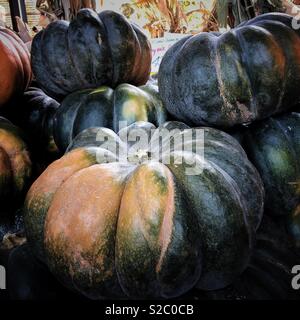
[0,27,32,107]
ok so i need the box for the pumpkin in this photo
[0,117,32,209]
[236,112,300,246]
[158,13,300,128]
[53,83,167,152]
[202,215,300,300]
[238,112,299,217]
[31,9,151,100]
[21,87,60,154]
[0,27,32,107]
[24,121,264,299]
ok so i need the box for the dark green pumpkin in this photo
[2,87,60,155]
[0,117,32,210]
[24,121,264,299]
[53,83,167,152]
[237,112,300,245]
[31,9,151,100]
[22,87,59,154]
[158,13,300,128]
[239,112,299,217]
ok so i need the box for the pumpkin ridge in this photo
[213,36,236,122]
[0,30,28,90]
[66,22,89,88]
[254,23,288,113]
[95,163,135,294]
[0,27,32,89]
[232,28,257,120]
[82,13,104,86]
[121,23,141,84]
[72,93,98,140]
[24,148,98,261]
[252,20,290,113]
[122,164,161,255]
[31,31,66,98]
[41,21,76,93]
[128,27,143,84]
[98,11,137,86]
[166,152,252,290]
[112,164,137,297]
[129,24,151,85]
[270,117,299,172]
[115,160,199,298]
[44,162,132,298]
[67,10,104,88]
[173,33,224,126]
[155,164,175,273]
[206,157,259,236]
[0,32,24,93]
[158,35,191,122]
[54,91,90,151]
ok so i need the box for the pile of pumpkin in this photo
[0,9,299,300]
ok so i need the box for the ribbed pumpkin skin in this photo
[0,117,32,209]
[241,112,300,217]
[22,87,59,153]
[24,121,264,299]
[53,84,167,152]
[31,9,151,100]
[158,13,300,128]
[0,27,32,107]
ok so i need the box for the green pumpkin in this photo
[239,112,299,216]
[31,9,151,100]
[0,117,32,210]
[158,13,300,128]
[24,121,264,299]
[53,83,168,152]
[2,87,59,154]
[21,87,59,154]
[237,112,300,246]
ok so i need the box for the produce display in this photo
[158,13,300,127]
[31,9,152,100]
[0,7,299,301]
[53,83,167,152]
[0,117,32,209]
[0,27,32,107]
[24,121,264,299]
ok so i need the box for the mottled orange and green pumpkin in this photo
[0,27,32,107]
[0,117,32,209]
[24,121,264,299]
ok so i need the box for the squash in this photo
[0,27,32,107]
[24,121,264,299]
[0,117,32,209]
[53,83,167,152]
[239,112,299,217]
[31,9,151,100]
[158,13,300,128]
[2,86,60,159]
[21,87,59,154]
[237,112,300,246]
